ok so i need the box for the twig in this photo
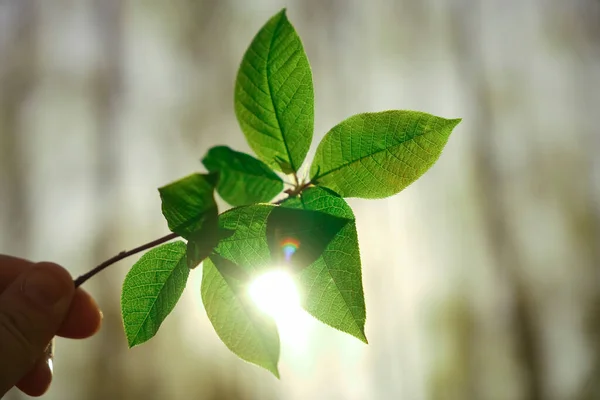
[275,180,313,204]
[73,232,179,287]
[74,178,314,287]
[273,195,290,205]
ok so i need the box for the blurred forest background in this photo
[1,0,599,399]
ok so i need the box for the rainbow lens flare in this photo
[280,237,300,261]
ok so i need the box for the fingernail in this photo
[22,269,67,307]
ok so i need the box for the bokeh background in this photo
[1,0,599,399]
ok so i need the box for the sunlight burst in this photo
[247,269,315,350]
[248,269,300,320]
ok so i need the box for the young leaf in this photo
[310,111,461,199]
[158,173,218,238]
[281,187,367,342]
[202,256,280,377]
[121,241,189,347]
[234,8,314,173]
[202,146,283,206]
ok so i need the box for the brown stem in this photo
[73,232,179,287]
[273,195,290,205]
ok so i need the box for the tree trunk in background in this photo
[86,0,131,398]
[574,2,600,398]
[449,2,543,399]
[0,3,38,399]
[0,0,37,258]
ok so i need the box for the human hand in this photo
[0,255,102,397]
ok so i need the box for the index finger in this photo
[0,255,102,339]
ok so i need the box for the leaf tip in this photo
[123,320,154,349]
[125,333,144,349]
[269,364,281,379]
[447,117,462,128]
[270,8,289,26]
[351,326,368,344]
[359,332,369,345]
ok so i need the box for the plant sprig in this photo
[74,8,461,378]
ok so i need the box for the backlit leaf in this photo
[185,214,222,269]
[201,255,280,377]
[200,203,351,374]
[158,173,218,238]
[234,8,314,173]
[121,241,189,347]
[212,204,275,273]
[212,204,349,275]
[202,146,283,206]
[266,206,350,272]
[310,111,461,198]
[282,187,367,342]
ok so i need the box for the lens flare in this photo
[280,237,300,261]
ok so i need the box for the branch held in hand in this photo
[73,232,179,287]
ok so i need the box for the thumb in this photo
[0,262,74,396]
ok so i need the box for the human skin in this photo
[0,255,102,397]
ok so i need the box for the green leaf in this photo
[185,214,222,269]
[201,203,351,374]
[121,241,189,347]
[209,253,252,282]
[202,146,283,206]
[158,173,218,238]
[275,156,294,175]
[234,8,314,173]
[212,204,275,273]
[212,204,349,275]
[266,206,350,272]
[310,111,461,199]
[281,187,367,343]
[201,255,280,377]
